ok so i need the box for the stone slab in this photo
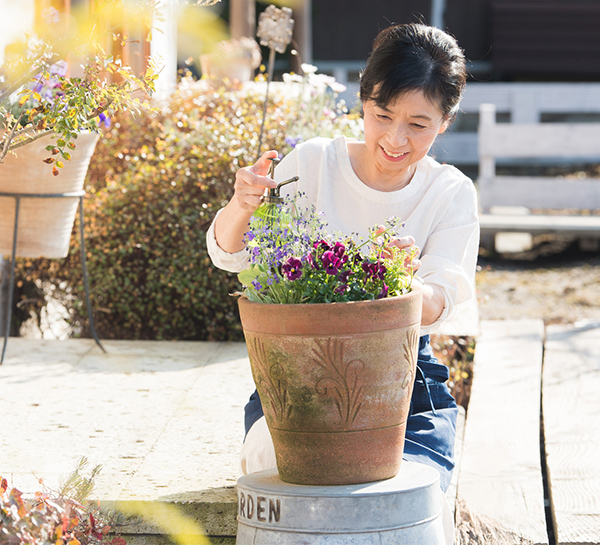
[0,338,256,538]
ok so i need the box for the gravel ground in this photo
[476,234,600,325]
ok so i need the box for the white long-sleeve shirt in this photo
[207,136,480,334]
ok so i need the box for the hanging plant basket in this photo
[0,131,99,259]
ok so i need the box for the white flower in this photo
[301,63,318,75]
[283,73,303,84]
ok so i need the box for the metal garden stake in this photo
[255,4,294,160]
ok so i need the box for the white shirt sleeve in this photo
[206,209,250,273]
[416,177,480,334]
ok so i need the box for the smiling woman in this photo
[207,23,479,541]
[351,93,449,191]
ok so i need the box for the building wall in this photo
[312,0,433,62]
[311,0,600,81]
[490,0,600,79]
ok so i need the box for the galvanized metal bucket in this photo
[236,461,446,544]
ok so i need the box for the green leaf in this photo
[237,267,260,287]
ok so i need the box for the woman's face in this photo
[362,89,449,185]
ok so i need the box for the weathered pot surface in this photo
[238,283,423,485]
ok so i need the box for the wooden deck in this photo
[451,319,600,545]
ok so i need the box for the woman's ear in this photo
[438,118,450,134]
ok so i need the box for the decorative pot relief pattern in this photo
[247,337,292,424]
[402,327,420,389]
[312,338,364,429]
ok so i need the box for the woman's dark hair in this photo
[360,23,467,120]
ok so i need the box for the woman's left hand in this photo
[373,226,421,272]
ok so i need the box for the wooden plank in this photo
[456,320,549,544]
[479,214,600,236]
[478,177,600,211]
[461,83,600,114]
[440,83,600,165]
[431,133,479,165]
[479,123,600,158]
[446,405,466,520]
[543,322,600,544]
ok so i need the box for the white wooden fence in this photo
[336,81,600,166]
[432,82,600,166]
[477,103,600,242]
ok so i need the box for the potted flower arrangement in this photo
[236,195,423,485]
[0,1,159,258]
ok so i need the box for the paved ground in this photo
[0,338,255,540]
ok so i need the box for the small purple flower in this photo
[314,239,330,252]
[335,284,348,295]
[252,279,263,291]
[332,242,349,264]
[362,261,386,281]
[282,257,303,280]
[98,112,111,128]
[361,261,375,278]
[377,283,389,299]
[322,251,342,275]
[338,269,352,283]
[284,135,303,149]
[50,60,68,77]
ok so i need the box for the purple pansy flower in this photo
[332,242,349,264]
[377,283,389,299]
[322,250,342,275]
[314,240,330,252]
[362,261,386,281]
[338,269,352,283]
[282,257,303,280]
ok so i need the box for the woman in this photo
[207,21,478,518]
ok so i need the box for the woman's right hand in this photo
[231,150,279,213]
[213,150,279,254]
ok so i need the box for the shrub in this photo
[0,458,127,545]
[13,74,362,340]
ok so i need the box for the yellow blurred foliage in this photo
[117,500,210,545]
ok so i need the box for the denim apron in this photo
[243,334,458,491]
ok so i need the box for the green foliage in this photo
[431,335,476,411]
[239,202,416,304]
[0,0,159,172]
[14,76,361,340]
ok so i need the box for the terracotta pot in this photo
[238,283,423,485]
[0,131,99,258]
